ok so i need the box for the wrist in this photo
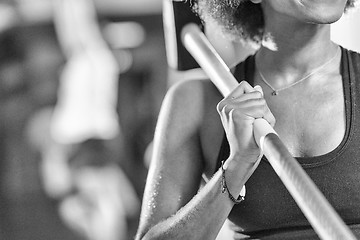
[224,152,261,170]
[221,153,263,197]
[221,160,246,204]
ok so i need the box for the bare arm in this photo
[135,80,263,240]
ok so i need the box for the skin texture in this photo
[136,0,353,239]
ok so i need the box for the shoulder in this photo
[161,78,224,176]
[156,78,220,139]
[167,77,218,100]
[158,77,222,149]
[165,78,221,116]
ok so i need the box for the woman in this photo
[136,0,360,239]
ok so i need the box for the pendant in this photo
[272,91,278,96]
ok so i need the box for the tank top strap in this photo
[346,47,360,85]
[234,54,256,86]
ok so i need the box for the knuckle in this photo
[253,91,263,99]
[239,80,249,86]
[238,80,249,89]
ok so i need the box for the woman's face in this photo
[263,0,349,25]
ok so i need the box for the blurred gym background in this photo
[0,0,359,240]
[0,0,165,239]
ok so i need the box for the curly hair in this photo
[191,0,358,45]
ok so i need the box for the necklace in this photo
[258,48,340,96]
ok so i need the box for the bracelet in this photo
[220,160,245,204]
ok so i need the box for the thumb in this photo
[253,85,263,97]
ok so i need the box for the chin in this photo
[314,0,349,22]
[304,5,346,24]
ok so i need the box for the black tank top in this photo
[216,47,360,239]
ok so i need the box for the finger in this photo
[217,90,262,113]
[250,85,275,126]
[231,105,265,120]
[228,91,263,104]
[240,105,275,127]
[229,98,274,123]
[222,95,265,114]
[227,81,254,99]
[218,81,260,112]
[253,85,263,97]
[252,85,275,127]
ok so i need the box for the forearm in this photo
[138,169,229,240]
[138,159,254,240]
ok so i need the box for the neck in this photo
[256,2,338,86]
[255,8,339,87]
